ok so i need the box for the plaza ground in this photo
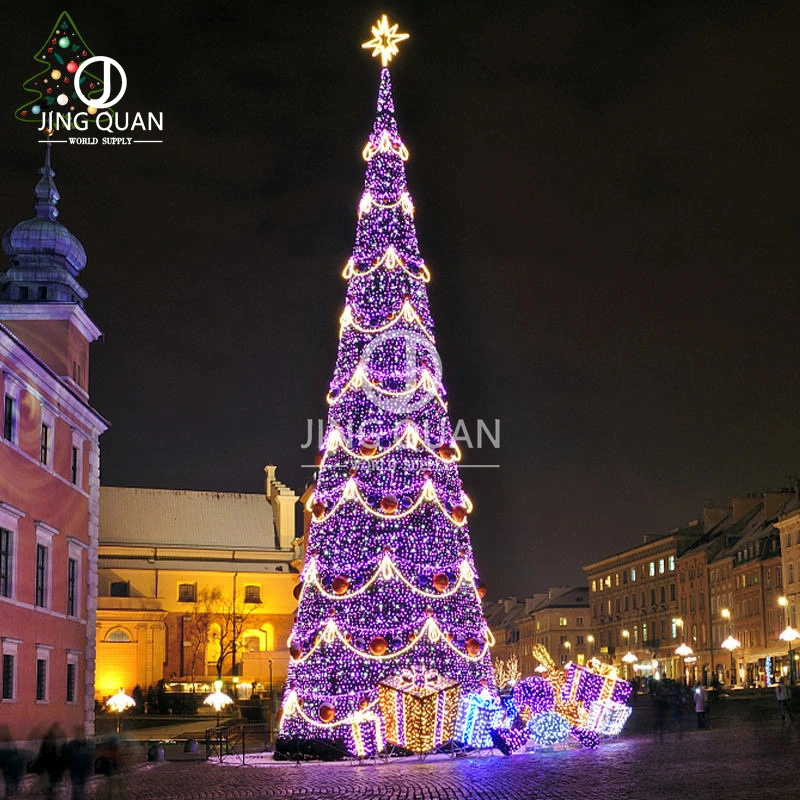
[12,693,800,799]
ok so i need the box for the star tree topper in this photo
[361,15,409,66]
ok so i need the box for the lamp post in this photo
[106,688,136,734]
[779,626,800,686]
[675,643,693,685]
[721,608,736,685]
[268,658,274,743]
[587,635,595,659]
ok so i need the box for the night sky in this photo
[2,2,799,600]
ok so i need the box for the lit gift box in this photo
[562,660,632,706]
[584,699,632,737]
[454,689,501,748]
[378,667,460,753]
[348,707,385,757]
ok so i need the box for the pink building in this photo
[0,143,107,745]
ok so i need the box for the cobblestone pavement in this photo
[18,699,800,799]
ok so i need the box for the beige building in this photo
[583,522,704,681]
[95,466,302,700]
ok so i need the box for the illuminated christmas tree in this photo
[15,11,108,127]
[278,17,495,757]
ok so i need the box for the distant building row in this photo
[489,489,800,688]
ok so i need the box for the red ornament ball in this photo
[318,703,336,723]
[380,495,399,514]
[432,573,450,593]
[438,445,456,460]
[289,644,302,660]
[292,582,302,601]
[452,506,467,523]
[331,576,349,596]
[66,61,78,74]
[314,452,324,466]
[359,440,378,457]
[369,636,388,655]
[477,582,487,599]
[312,501,326,519]
[465,638,482,656]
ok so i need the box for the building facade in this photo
[0,144,107,744]
[95,466,302,700]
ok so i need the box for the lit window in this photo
[649,562,655,577]
[591,580,596,592]
[106,628,132,643]
[669,556,676,571]
[559,617,568,627]
[658,559,665,574]
[630,568,637,583]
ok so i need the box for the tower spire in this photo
[33,140,60,222]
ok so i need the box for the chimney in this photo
[703,506,731,532]
[732,496,760,523]
[503,595,518,613]
[763,491,792,521]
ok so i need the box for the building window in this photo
[109,581,129,597]
[71,447,79,483]
[178,583,197,603]
[66,661,77,704]
[575,616,584,627]
[67,558,77,617]
[2,653,14,700]
[0,528,11,598]
[669,555,676,571]
[789,564,795,584]
[670,583,676,601]
[244,585,261,604]
[35,543,47,607]
[630,568,637,582]
[36,658,47,702]
[106,628,132,643]
[37,286,48,300]
[649,562,655,577]
[642,623,648,642]
[559,617,568,627]
[40,423,50,464]
[2,396,14,442]
[658,559,665,574]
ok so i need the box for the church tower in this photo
[1,141,100,394]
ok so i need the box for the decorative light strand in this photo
[338,300,434,341]
[319,424,461,466]
[306,477,472,525]
[358,191,414,218]
[363,130,410,162]
[299,554,477,602]
[341,247,431,283]
[288,616,493,665]
[326,366,446,410]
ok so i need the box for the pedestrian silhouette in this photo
[64,729,94,800]
[33,723,66,799]
[775,677,795,723]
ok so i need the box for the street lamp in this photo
[204,679,234,727]
[721,635,740,687]
[779,626,800,686]
[587,635,595,658]
[106,688,136,734]
[675,643,693,685]
[622,651,638,681]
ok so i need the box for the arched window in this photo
[105,628,132,642]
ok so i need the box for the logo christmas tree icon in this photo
[15,10,108,127]
[277,16,495,758]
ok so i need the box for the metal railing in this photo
[205,722,270,764]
